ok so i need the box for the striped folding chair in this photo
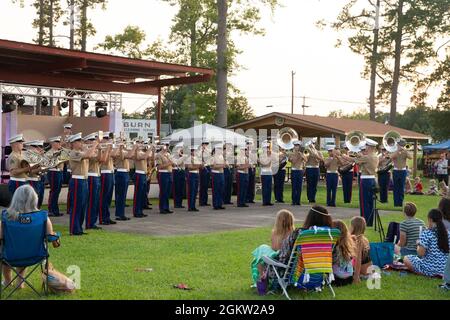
[263,227,340,300]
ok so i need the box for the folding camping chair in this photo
[263,227,340,300]
[0,210,51,300]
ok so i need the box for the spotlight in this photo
[17,96,25,107]
[81,101,89,110]
[2,94,17,113]
[41,97,49,107]
[95,101,108,108]
[61,100,68,109]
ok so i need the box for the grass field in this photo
[3,181,450,300]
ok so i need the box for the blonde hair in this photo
[6,185,39,220]
[272,210,295,243]
[430,179,436,186]
[350,216,366,236]
[333,220,355,261]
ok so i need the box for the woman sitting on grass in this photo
[0,185,57,289]
[438,197,450,231]
[332,220,355,286]
[439,181,449,197]
[350,216,372,284]
[395,202,426,257]
[404,209,450,277]
[251,210,295,285]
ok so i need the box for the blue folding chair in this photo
[0,209,51,299]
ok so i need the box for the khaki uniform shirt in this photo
[114,149,130,171]
[156,151,173,172]
[210,154,225,173]
[325,157,339,172]
[100,154,114,171]
[8,151,28,179]
[135,150,148,172]
[392,150,412,169]
[289,151,306,170]
[357,152,379,176]
[236,153,249,174]
[69,150,89,177]
[305,150,321,167]
[88,153,100,175]
[185,155,202,172]
[259,152,274,175]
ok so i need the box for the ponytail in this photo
[428,209,449,254]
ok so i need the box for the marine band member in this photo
[7,134,30,195]
[24,140,45,208]
[273,148,287,203]
[199,139,211,207]
[236,145,250,208]
[156,141,174,214]
[377,148,391,203]
[133,140,153,218]
[67,133,98,236]
[324,146,339,207]
[336,146,354,204]
[46,136,65,216]
[209,144,226,211]
[223,143,234,205]
[259,141,274,206]
[390,140,412,207]
[114,141,137,221]
[185,145,202,212]
[172,143,188,209]
[99,133,118,225]
[305,140,324,203]
[289,140,307,206]
[246,139,257,204]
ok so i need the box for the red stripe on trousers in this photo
[172,172,176,207]
[360,180,365,218]
[70,179,78,235]
[133,174,139,216]
[237,172,240,205]
[99,174,105,223]
[87,177,93,228]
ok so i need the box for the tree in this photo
[321,0,450,125]
[216,0,228,128]
[73,0,107,51]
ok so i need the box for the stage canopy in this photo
[167,123,248,147]
[423,140,450,151]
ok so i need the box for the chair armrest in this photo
[262,256,288,269]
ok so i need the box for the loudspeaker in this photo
[0,184,12,207]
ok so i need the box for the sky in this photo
[0,0,418,118]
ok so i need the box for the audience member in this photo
[395,202,425,256]
[332,220,355,286]
[350,216,372,284]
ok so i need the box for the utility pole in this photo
[301,96,310,116]
[291,71,296,114]
[369,0,381,121]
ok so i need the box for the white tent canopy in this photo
[167,123,248,147]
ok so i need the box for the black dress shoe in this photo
[134,215,145,218]
[263,203,274,206]
[175,206,185,209]
[248,201,256,204]
[100,222,110,225]
[108,220,117,225]
[116,217,130,221]
[90,226,102,230]
[165,210,174,214]
[237,204,249,208]
[224,202,233,205]
[72,232,88,236]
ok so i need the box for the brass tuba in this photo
[383,131,401,153]
[345,131,366,153]
[276,127,299,150]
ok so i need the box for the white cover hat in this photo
[49,136,62,143]
[68,133,83,143]
[63,123,73,129]
[9,134,24,144]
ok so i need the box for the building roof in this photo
[229,112,431,141]
[0,39,213,95]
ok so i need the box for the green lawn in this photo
[4,181,450,300]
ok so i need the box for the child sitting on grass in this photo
[439,181,449,197]
[409,177,424,195]
[395,202,426,257]
[404,209,450,278]
[251,210,295,285]
[427,179,439,196]
[332,220,355,286]
[350,216,372,284]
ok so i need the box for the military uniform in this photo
[273,150,287,203]
[210,146,226,210]
[223,145,234,205]
[247,145,257,204]
[199,142,211,206]
[324,148,339,207]
[133,149,149,218]
[68,134,90,235]
[377,152,392,203]
[83,134,102,229]
[185,147,202,212]
[25,141,45,209]
[337,150,354,204]
[99,147,115,225]
[289,142,307,205]
[7,134,28,195]
[172,147,187,208]
[236,147,249,207]
[156,147,173,214]
[356,140,379,226]
[114,147,131,220]
[259,144,274,206]
[305,147,322,203]
[391,147,412,207]
[46,137,65,216]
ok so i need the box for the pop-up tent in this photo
[167,123,248,147]
[423,140,450,151]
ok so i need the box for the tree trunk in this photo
[36,0,45,116]
[390,0,404,126]
[216,0,228,128]
[69,0,75,50]
[189,21,197,125]
[49,0,54,47]
[80,1,88,51]
[369,0,380,121]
